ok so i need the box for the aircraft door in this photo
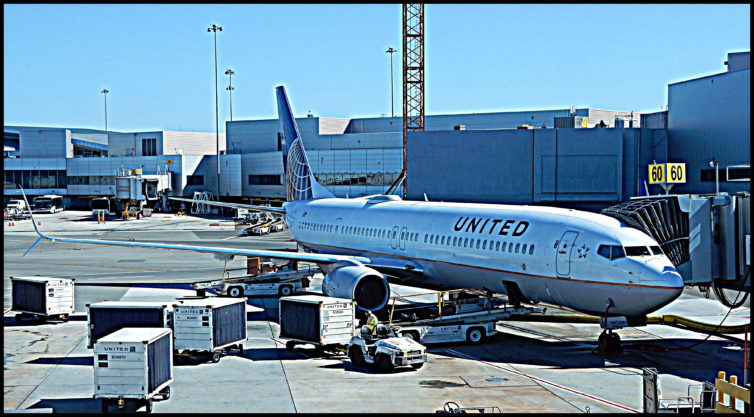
[399,226,408,250]
[390,226,400,249]
[556,231,579,277]
[335,218,343,242]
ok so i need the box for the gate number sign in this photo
[649,163,685,184]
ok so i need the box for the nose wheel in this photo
[598,330,622,352]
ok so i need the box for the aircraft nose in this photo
[640,263,684,312]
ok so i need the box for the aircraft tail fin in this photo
[275,85,334,201]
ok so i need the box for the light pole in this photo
[386,47,397,117]
[100,89,109,132]
[225,68,235,122]
[208,24,223,199]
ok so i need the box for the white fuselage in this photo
[284,197,684,317]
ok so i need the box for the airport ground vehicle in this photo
[87,301,173,349]
[94,327,173,413]
[387,289,539,345]
[6,199,28,212]
[278,295,356,354]
[193,264,313,297]
[347,325,427,370]
[91,197,119,217]
[172,297,247,363]
[11,276,74,323]
[397,322,497,344]
[32,194,64,213]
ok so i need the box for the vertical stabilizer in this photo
[276,86,334,201]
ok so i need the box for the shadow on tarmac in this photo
[28,398,102,413]
[430,331,747,383]
[26,356,93,366]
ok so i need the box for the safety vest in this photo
[366,315,378,334]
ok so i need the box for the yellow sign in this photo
[666,163,686,183]
[648,163,686,185]
[166,159,173,165]
[648,164,665,184]
[580,117,589,128]
[130,168,142,175]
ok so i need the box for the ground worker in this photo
[364,311,379,336]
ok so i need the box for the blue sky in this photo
[4,4,750,132]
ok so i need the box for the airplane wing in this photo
[20,189,366,266]
[169,197,285,214]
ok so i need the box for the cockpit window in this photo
[598,245,625,260]
[625,246,650,257]
[650,246,663,255]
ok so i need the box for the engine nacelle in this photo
[322,265,390,311]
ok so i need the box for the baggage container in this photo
[279,295,356,352]
[11,276,74,322]
[87,301,173,349]
[172,297,247,363]
[94,327,173,413]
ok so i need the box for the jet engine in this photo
[322,265,390,311]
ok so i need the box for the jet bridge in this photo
[602,193,750,307]
[113,167,172,215]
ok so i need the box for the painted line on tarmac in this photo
[444,348,641,413]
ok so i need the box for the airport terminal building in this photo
[4,52,749,211]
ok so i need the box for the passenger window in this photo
[482,240,487,250]
[522,243,527,254]
[476,240,481,249]
[464,238,468,248]
[650,245,663,255]
[424,234,428,243]
[501,242,507,252]
[495,241,500,251]
[529,245,534,255]
[452,237,457,246]
[439,236,444,245]
[508,243,513,253]
[515,243,520,253]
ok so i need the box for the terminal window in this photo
[142,138,157,156]
[249,175,282,185]
[187,175,204,186]
[5,170,67,189]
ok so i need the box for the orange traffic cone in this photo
[8,221,14,227]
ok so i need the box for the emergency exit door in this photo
[556,231,579,276]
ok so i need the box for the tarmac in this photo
[3,211,750,413]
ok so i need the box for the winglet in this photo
[19,187,51,244]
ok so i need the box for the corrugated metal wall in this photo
[667,69,750,195]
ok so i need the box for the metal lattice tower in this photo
[402,3,424,198]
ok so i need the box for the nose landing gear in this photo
[598,330,622,352]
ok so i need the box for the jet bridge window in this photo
[650,245,663,255]
[625,246,651,257]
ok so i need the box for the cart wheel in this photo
[144,398,153,413]
[101,399,110,413]
[160,386,171,400]
[228,286,243,298]
[466,327,485,344]
[377,354,393,370]
[411,362,424,370]
[286,341,296,352]
[237,344,244,355]
[402,331,420,342]
[211,351,221,363]
[348,346,365,367]
[14,313,22,322]
[278,285,293,297]
[60,314,69,322]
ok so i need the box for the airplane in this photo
[21,85,684,349]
